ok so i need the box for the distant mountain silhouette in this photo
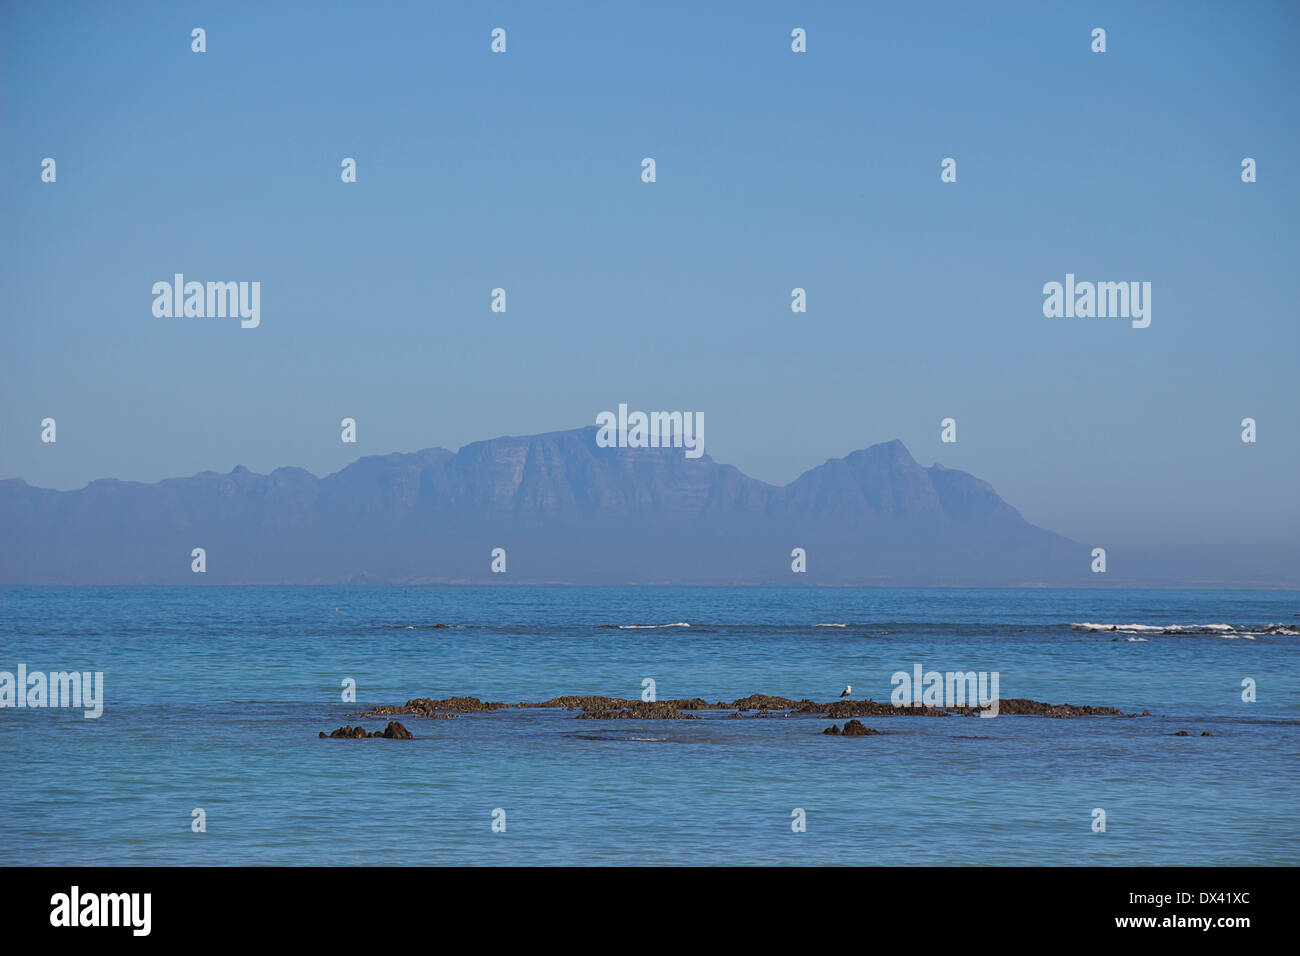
[0,427,1091,585]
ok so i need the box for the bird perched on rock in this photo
[839,684,852,698]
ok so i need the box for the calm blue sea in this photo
[1,587,1296,865]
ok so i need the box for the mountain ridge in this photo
[0,426,1088,585]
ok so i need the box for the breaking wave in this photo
[600,622,691,630]
[1072,622,1298,638]
[379,623,474,630]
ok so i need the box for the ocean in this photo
[1,586,1296,865]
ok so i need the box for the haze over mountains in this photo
[0,426,1114,586]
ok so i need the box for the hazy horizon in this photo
[4,423,1297,587]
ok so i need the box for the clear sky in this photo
[2,0,1297,566]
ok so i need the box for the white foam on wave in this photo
[815,623,848,628]
[1072,621,1294,638]
[1072,622,1227,633]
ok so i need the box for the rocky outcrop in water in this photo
[320,720,414,739]
[405,697,503,715]
[356,692,1138,721]
[808,699,952,718]
[730,694,806,711]
[824,719,881,737]
[946,698,1130,718]
[576,702,700,720]
[321,725,369,739]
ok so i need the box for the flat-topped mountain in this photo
[0,427,1086,584]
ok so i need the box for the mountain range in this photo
[0,426,1099,585]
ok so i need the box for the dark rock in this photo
[380,721,413,739]
[1201,731,1213,736]
[1172,730,1190,736]
[321,722,413,739]
[824,720,881,737]
[948,698,1130,718]
[526,695,630,711]
[323,725,368,739]
[841,719,881,737]
[360,690,1137,721]
[403,696,505,714]
[672,697,713,711]
[362,696,503,717]
[576,701,699,719]
[802,698,950,718]
[731,694,804,712]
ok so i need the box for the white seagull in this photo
[839,684,852,698]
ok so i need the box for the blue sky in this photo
[2,0,1297,564]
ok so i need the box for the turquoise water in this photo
[1,587,1296,865]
